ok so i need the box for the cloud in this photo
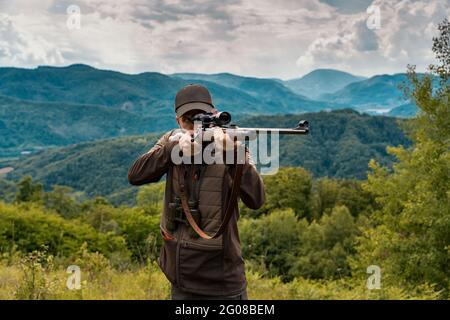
[296,0,450,77]
[0,13,65,66]
[318,0,374,14]
[0,0,447,79]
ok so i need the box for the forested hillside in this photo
[0,64,339,117]
[0,95,170,158]
[3,109,409,205]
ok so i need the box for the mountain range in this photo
[0,64,419,159]
[3,109,410,206]
[284,69,366,99]
[0,64,418,116]
[0,64,343,116]
[320,74,412,112]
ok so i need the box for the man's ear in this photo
[176,116,181,127]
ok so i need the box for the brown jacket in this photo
[128,130,265,296]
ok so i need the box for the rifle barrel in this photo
[198,127,308,141]
[193,119,309,143]
[234,128,309,134]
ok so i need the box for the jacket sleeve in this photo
[128,131,177,186]
[239,152,266,210]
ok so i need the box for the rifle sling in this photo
[176,163,244,240]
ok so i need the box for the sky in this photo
[0,0,448,79]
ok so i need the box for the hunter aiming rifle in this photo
[129,84,309,298]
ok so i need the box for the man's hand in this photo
[168,127,239,157]
[178,130,202,156]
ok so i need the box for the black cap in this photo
[174,84,215,116]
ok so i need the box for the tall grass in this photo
[0,247,439,300]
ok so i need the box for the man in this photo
[128,84,265,300]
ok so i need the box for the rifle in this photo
[191,112,309,142]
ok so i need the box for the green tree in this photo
[82,200,119,234]
[310,178,340,219]
[310,178,375,220]
[43,185,82,218]
[333,180,375,217]
[353,19,450,296]
[0,178,16,203]
[240,209,305,280]
[136,182,165,215]
[240,206,362,281]
[289,206,361,280]
[14,176,43,203]
[261,167,313,219]
[113,208,161,264]
[0,202,128,258]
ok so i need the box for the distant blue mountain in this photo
[0,64,179,116]
[0,64,342,117]
[388,103,418,117]
[3,65,421,118]
[172,72,345,113]
[173,72,310,99]
[284,69,366,99]
[320,73,412,113]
